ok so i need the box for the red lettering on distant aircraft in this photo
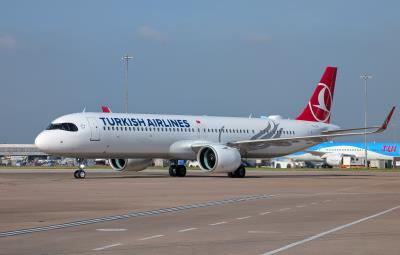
[383,145,397,153]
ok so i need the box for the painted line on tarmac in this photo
[178,227,198,233]
[261,204,400,255]
[248,230,280,234]
[0,194,275,238]
[96,228,127,232]
[139,234,164,241]
[93,243,122,251]
[210,221,227,226]
[236,216,252,220]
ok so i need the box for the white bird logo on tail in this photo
[313,86,329,111]
[308,83,332,122]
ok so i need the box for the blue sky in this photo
[0,0,399,143]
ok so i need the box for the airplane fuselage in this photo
[35,112,340,159]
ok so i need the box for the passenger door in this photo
[87,117,100,141]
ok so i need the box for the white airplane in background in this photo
[35,67,395,179]
[285,142,400,167]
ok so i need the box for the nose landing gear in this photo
[74,159,86,179]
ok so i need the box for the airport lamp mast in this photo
[122,54,133,113]
[360,74,372,168]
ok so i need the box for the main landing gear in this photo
[169,161,187,177]
[228,165,246,178]
[74,158,86,179]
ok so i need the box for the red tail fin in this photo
[296,67,337,123]
[101,106,112,113]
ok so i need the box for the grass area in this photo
[246,167,400,172]
[0,165,111,170]
[0,166,399,172]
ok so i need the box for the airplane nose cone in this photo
[35,132,48,151]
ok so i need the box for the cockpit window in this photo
[46,123,78,132]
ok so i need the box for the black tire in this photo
[236,166,246,178]
[176,165,187,177]
[169,166,177,177]
[74,170,80,179]
[228,167,246,178]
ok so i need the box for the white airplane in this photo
[35,67,395,178]
[285,142,400,167]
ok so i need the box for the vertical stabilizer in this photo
[296,67,337,123]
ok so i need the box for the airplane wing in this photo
[303,150,356,158]
[304,150,327,157]
[227,106,395,152]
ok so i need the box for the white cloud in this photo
[137,25,167,43]
[0,35,19,48]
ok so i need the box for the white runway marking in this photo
[0,194,276,238]
[324,199,332,202]
[96,228,127,232]
[296,205,305,208]
[248,230,280,234]
[278,208,291,212]
[139,234,164,241]
[260,211,271,215]
[210,221,227,226]
[261,205,400,255]
[178,227,198,232]
[93,243,122,251]
[311,202,318,205]
[236,216,251,220]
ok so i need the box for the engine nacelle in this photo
[197,145,241,173]
[325,154,343,167]
[110,158,151,172]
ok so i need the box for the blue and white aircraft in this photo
[34,67,395,178]
[286,142,400,167]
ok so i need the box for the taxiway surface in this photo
[0,168,399,254]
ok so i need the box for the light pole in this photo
[360,74,372,168]
[122,54,133,113]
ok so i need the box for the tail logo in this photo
[309,83,332,122]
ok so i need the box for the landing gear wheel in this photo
[228,166,246,178]
[236,166,246,178]
[74,170,86,179]
[169,166,177,177]
[74,158,87,179]
[176,165,187,177]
